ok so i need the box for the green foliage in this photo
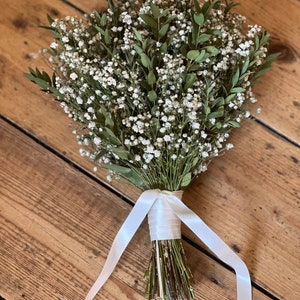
[24,68,62,98]
[24,0,278,192]
[24,4,278,299]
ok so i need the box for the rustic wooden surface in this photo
[0,0,299,300]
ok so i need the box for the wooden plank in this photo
[183,119,300,299]
[0,121,145,300]
[0,119,271,300]
[0,0,299,298]
[234,0,300,143]
[0,0,136,198]
[68,0,107,13]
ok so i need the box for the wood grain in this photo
[0,119,271,300]
[234,0,300,143]
[184,119,300,299]
[0,0,118,180]
[0,0,299,299]
[68,0,108,13]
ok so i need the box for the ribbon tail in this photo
[169,197,252,300]
[85,190,160,300]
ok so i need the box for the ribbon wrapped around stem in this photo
[85,190,252,300]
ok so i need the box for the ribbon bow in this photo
[85,189,252,300]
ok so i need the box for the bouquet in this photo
[25,0,277,299]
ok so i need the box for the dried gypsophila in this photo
[25,0,278,299]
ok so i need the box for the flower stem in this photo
[156,240,164,298]
[144,239,194,300]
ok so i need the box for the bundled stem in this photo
[144,239,194,300]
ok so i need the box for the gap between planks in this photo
[0,114,281,300]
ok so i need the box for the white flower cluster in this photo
[44,0,271,189]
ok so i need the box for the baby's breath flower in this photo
[26,0,276,195]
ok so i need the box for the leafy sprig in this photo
[25,0,277,190]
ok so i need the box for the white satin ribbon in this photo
[85,189,252,300]
[148,190,182,241]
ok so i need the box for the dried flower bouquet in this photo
[25,0,277,299]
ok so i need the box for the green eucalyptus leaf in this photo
[141,53,151,68]
[110,147,130,160]
[140,14,158,29]
[196,50,207,62]
[184,73,197,90]
[228,121,241,128]
[166,15,177,24]
[150,116,160,128]
[93,10,101,20]
[204,104,210,115]
[205,45,219,56]
[39,24,58,34]
[187,50,200,60]
[147,70,156,85]
[133,44,143,55]
[191,157,199,168]
[181,172,192,187]
[224,0,240,14]
[126,170,147,188]
[241,57,250,74]
[197,33,211,44]
[96,110,105,124]
[95,25,105,35]
[99,105,109,119]
[249,59,259,68]
[255,35,260,51]
[100,13,107,26]
[212,29,222,36]
[105,115,114,129]
[102,128,121,145]
[47,14,54,25]
[212,97,225,108]
[133,28,143,42]
[159,23,169,37]
[104,28,111,44]
[232,68,240,87]
[104,163,131,174]
[193,13,204,26]
[239,72,250,82]
[148,90,158,102]
[206,83,215,96]
[159,7,171,18]
[208,109,224,119]
[216,122,223,129]
[225,94,236,104]
[160,42,168,54]
[187,49,206,62]
[202,0,219,17]
[24,73,50,90]
[104,164,147,188]
[230,87,245,93]
[254,50,265,57]
[140,80,151,91]
[41,71,51,83]
[265,52,281,63]
[107,0,115,10]
[260,32,270,46]
[150,3,160,18]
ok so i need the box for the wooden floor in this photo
[0,0,299,299]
